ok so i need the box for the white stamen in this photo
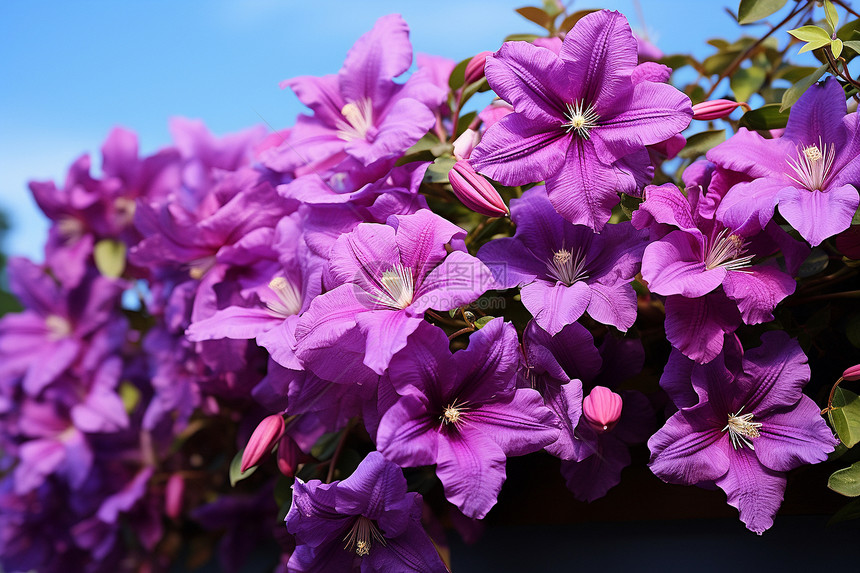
[722,406,762,450]
[703,228,755,272]
[786,137,835,191]
[370,263,414,310]
[266,277,302,317]
[336,98,375,141]
[547,247,589,286]
[440,397,470,428]
[45,314,72,340]
[562,100,600,140]
[343,516,386,557]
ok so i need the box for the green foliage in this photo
[730,66,766,101]
[829,461,860,497]
[678,130,725,159]
[788,25,834,53]
[737,0,789,25]
[780,64,828,112]
[829,388,860,449]
[737,103,789,130]
[229,448,259,486]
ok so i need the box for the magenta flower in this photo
[269,15,443,179]
[285,451,447,572]
[294,209,493,377]
[469,10,692,230]
[633,182,798,363]
[708,78,860,246]
[649,332,837,533]
[478,185,647,335]
[376,319,558,519]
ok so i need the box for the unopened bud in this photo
[241,415,285,473]
[692,99,749,121]
[464,51,493,85]
[165,473,184,520]
[844,364,860,382]
[276,434,302,478]
[582,386,623,433]
[449,160,509,217]
[453,129,480,161]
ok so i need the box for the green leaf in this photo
[788,25,832,47]
[229,448,258,486]
[829,387,860,448]
[731,66,767,101]
[780,64,828,112]
[829,461,860,497]
[829,497,860,525]
[515,7,553,29]
[448,58,470,91]
[738,0,789,24]
[846,313,860,349]
[425,157,457,184]
[738,104,790,130]
[831,38,844,58]
[310,431,341,459]
[775,65,820,83]
[119,381,141,414]
[93,239,127,279]
[703,51,739,75]
[678,129,726,159]
[824,1,839,36]
[474,316,494,329]
[503,33,540,43]
[845,40,860,54]
[798,247,829,277]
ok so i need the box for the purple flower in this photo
[469,10,692,230]
[648,331,837,533]
[633,182,797,363]
[285,451,448,573]
[708,77,860,246]
[376,319,558,518]
[478,185,647,335]
[294,209,493,377]
[268,15,443,180]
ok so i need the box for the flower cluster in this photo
[3,5,858,572]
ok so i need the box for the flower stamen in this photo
[785,137,835,191]
[704,228,755,272]
[266,277,302,317]
[336,98,375,142]
[722,406,762,450]
[562,101,600,140]
[547,247,589,286]
[343,516,386,557]
[370,263,414,310]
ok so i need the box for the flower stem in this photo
[326,418,356,483]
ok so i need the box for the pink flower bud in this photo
[844,364,860,381]
[692,99,749,121]
[276,434,302,478]
[453,129,480,161]
[165,473,184,520]
[241,414,285,472]
[449,160,509,217]
[464,51,493,85]
[582,386,623,432]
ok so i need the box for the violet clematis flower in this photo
[478,185,648,335]
[649,331,837,534]
[633,182,798,363]
[469,10,692,230]
[294,209,493,377]
[708,77,860,246]
[376,319,558,519]
[285,451,448,572]
[268,15,443,180]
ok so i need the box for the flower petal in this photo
[585,282,637,331]
[776,184,859,247]
[754,395,837,472]
[467,388,560,457]
[722,264,795,325]
[664,292,742,364]
[648,405,731,484]
[521,280,591,336]
[642,230,724,298]
[715,447,786,534]
[435,429,507,519]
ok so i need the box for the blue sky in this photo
[0,0,785,260]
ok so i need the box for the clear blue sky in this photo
[0,0,788,260]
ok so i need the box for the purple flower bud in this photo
[582,386,623,432]
[241,414,285,472]
[449,160,509,217]
[165,473,184,520]
[844,364,860,381]
[464,51,493,85]
[276,434,302,478]
[692,99,749,121]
